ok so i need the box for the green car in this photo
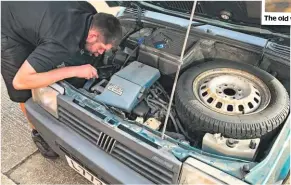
[25,1,290,184]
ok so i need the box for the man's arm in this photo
[13,60,98,90]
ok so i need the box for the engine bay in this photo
[71,20,290,163]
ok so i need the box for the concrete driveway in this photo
[1,2,119,184]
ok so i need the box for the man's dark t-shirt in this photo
[1,1,97,102]
[2,1,97,72]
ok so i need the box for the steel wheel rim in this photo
[193,68,271,115]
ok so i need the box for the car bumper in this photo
[25,98,153,184]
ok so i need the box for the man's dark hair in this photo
[91,13,122,46]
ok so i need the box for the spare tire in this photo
[175,59,289,139]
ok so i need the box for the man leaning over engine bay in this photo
[1,1,122,158]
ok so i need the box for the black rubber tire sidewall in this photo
[175,59,289,139]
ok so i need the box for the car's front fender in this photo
[245,116,290,185]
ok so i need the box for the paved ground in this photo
[1,2,119,184]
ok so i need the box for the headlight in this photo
[32,86,59,118]
[180,158,248,185]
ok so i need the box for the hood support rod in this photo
[161,1,197,140]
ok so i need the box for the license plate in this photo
[65,155,106,185]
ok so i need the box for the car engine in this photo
[84,59,183,137]
[92,61,160,113]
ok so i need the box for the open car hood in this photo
[106,1,290,38]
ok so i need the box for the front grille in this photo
[111,142,174,184]
[97,132,116,153]
[58,107,100,144]
[58,103,176,184]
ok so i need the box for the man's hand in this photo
[13,60,99,90]
[72,64,98,79]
